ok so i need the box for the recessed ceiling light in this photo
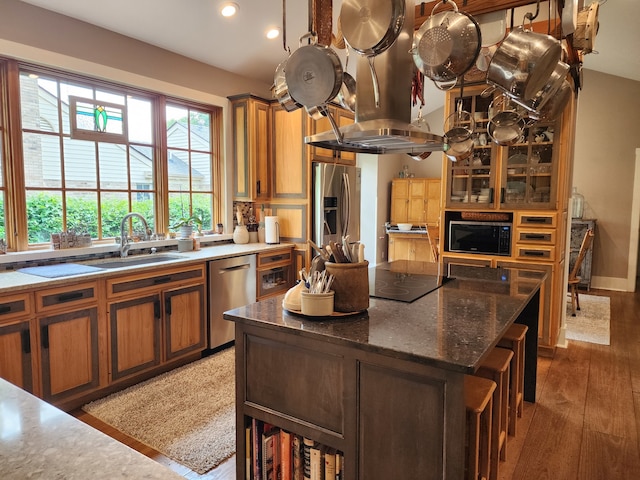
[266,27,280,40]
[220,2,239,17]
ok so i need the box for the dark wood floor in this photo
[74,289,640,479]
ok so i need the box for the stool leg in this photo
[517,344,525,419]
[468,412,480,480]
[481,397,492,480]
[500,365,509,462]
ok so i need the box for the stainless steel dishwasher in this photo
[208,254,256,349]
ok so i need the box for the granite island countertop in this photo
[224,263,545,374]
[0,378,183,479]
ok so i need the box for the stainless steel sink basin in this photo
[92,254,183,269]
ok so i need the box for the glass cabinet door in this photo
[445,87,498,208]
[500,120,557,208]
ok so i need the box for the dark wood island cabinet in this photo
[224,264,543,479]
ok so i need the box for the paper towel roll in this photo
[265,216,280,244]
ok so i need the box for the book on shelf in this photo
[246,426,251,480]
[247,420,342,480]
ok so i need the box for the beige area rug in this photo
[565,294,611,345]
[83,347,235,474]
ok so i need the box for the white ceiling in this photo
[18,0,640,104]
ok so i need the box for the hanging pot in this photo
[411,0,482,87]
[340,0,405,107]
[487,94,526,146]
[528,79,573,122]
[336,72,356,112]
[444,98,475,161]
[512,60,570,116]
[285,33,343,109]
[273,58,302,112]
[486,23,562,102]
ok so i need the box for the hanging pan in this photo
[285,33,344,109]
[340,0,406,107]
[411,0,482,90]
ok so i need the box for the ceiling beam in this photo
[415,0,540,28]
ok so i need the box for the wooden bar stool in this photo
[475,347,513,480]
[464,375,496,480]
[498,323,529,436]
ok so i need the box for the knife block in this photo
[325,261,369,312]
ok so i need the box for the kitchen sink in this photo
[92,254,183,269]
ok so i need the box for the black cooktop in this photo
[368,264,452,303]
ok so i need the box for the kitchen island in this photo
[224,263,543,479]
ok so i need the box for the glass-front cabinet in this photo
[501,121,558,209]
[445,84,559,210]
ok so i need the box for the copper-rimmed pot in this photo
[487,25,562,102]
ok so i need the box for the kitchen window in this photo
[0,60,222,249]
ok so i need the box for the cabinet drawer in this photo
[0,292,32,323]
[516,212,557,228]
[257,249,292,269]
[107,265,205,298]
[515,245,556,262]
[36,282,97,313]
[516,229,557,245]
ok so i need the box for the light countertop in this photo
[0,377,183,479]
[0,241,293,294]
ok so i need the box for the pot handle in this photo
[433,79,458,91]
[431,0,458,16]
[367,56,380,108]
[299,32,318,47]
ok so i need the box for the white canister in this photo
[265,216,280,244]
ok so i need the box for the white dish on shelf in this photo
[397,223,413,231]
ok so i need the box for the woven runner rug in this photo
[83,347,235,474]
[565,294,611,345]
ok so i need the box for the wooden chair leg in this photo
[575,288,581,312]
[571,285,577,316]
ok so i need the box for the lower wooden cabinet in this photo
[0,320,33,393]
[38,307,100,403]
[388,234,434,263]
[257,247,294,300]
[107,264,207,382]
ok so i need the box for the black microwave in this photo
[448,220,512,256]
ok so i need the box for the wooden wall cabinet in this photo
[35,282,101,404]
[106,264,206,381]
[0,292,35,394]
[271,104,306,199]
[391,178,441,225]
[230,95,271,201]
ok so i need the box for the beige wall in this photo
[0,0,271,99]
[573,70,640,289]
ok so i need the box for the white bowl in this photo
[397,223,413,231]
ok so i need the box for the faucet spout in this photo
[120,212,150,258]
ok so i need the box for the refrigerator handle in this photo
[341,172,351,238]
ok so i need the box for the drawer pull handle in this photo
[22,329,31,354]
[524,217,548,224]
[57,291,84,302]
[269,255,283,262]
[0,305,11,315]
[165,297,172,316]
[41,325,49,349]
[154,299,161,319]
[219,264,251,274]
[523,250,545,256]
[524,234,547,240]
[153,276,172,284]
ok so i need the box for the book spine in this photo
[293,435,304,480]
[246,426,251,480]
[324,449,336,480]
[302,437,314,480]
[280,430,292,480]
[309,445,322,480]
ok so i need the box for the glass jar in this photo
[571,187,584,218]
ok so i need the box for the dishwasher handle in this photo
[218,263,252,274]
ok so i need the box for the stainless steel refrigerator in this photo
[312,162,361,248]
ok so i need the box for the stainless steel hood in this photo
[305,0,447,155]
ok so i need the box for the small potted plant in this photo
[171,215,202,238]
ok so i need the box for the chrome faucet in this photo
[119,212,150,258]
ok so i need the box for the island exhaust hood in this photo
[305,0,447,155]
